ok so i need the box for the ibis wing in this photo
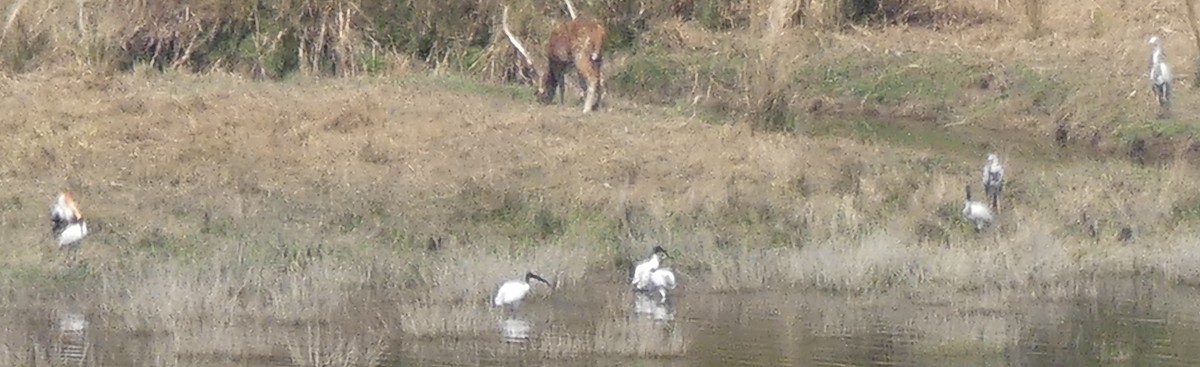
[494,281,530,307]
[58,223,87,247]
[632,260,655,289]
[650,269,676,290]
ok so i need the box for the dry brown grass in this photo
[2,69,1197,295]
[285,324,386,367]
[1021,0,1044,38]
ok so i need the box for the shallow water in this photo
[9,277,1200,366]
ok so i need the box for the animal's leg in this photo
[542,62,564,105]
[593,62,605,110]
[570,72,586,101]
[575,52,601,113]
[583,85,596,113]
[557,76,566,105]
[1164,83,1172,107]
[590,57,605,109]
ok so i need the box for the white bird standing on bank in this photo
[1148,35,1172,109]
[50,192,89,249]
[983,153,1004,212]
[631,246,668,290]
[962,186,993,232]
[493,272,553,311]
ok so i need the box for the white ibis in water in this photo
[493,272,553,312]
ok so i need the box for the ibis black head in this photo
[651,245,668,257]
[525,272,551,287]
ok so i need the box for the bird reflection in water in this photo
[633,291,674,322]
[500,318,532,343]
[55,309,89,366]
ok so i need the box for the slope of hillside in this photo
[1,69,1198,288]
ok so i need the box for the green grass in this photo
[402,73,535,102]
[614,50,746,108]
[798,52,987,105]
[1005,64,1067,114]
[1118,117,1200,141]
[810,116,971,152]
[613,53,689,105]
[0,264,69,288]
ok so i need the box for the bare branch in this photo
[501,6,535,68]
[563,0,578,20]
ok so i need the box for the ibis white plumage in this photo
[647,267,676,302]
[50,192,89,249]
[983,153,1004,212]
[631,246,668,291]
[962,186,993,232]
[493,272,553,311]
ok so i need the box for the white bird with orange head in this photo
[493,272,553,312]
[50,192,89,249]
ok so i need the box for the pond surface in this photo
[12,277,1200,366]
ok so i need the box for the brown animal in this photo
[501,1,607,113]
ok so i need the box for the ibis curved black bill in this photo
[651,245,668,257]
[525,272,552,287]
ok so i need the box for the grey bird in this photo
[1148,35,1172,111]
[982,153,1004,213]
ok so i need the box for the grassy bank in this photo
[3,70,1200,313]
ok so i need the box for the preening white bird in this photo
[1148,35,1172,109]
[962,186,993,232]
[983,153,1004,212]
[493,272,553,311]
[647,267,677,302]
[631,246,668,290]
[50,192,89,249]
